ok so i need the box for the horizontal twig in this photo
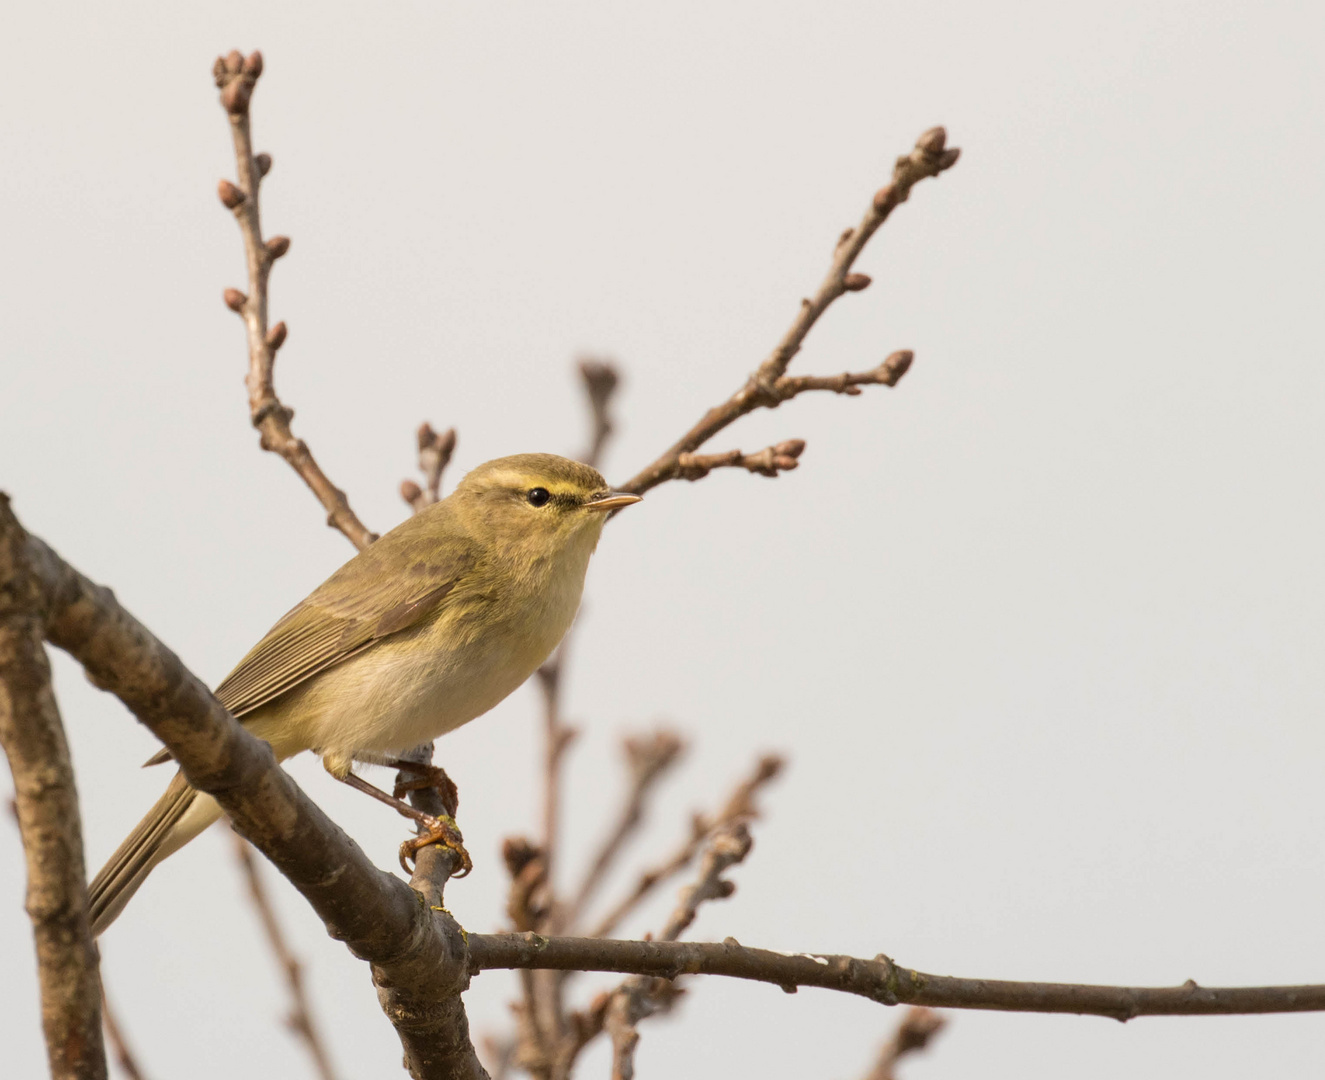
[468,934,1325,1021]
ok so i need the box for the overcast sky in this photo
[3,2,1324,1078]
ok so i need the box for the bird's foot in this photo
[400,813,472,878]
[389,760,460,818]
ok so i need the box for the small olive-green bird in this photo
[88,453,640,935]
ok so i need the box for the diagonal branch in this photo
[100,984,150,1080]
[604,823,754,1079]
[586,753,782,940]
[232,830,340,1080]
[618,128,956,497]
[213,50,377,551]
[16,512,485,1080]
[0,495,106,1080]
[565,729,686,925]
[468,935,1325,1021]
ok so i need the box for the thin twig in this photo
[861,1008,946,1080]
[587,754,782,940]
[0,495,107,1080]
[232,830,340,1080]
[619,127,957,497]
[213,50,377,550]
[565,730,686,926]
[604,823,754,1079]
[401,424,458,512]
[100,983,150,1080]
[512,358,625,1074]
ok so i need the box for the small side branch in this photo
[861,1008,946,1080]
[213,50,376,551]
[586,754,782,940]
[0,495,106,1080]
[619,127,955,497]
[468,935,1325,1021]
[401,424,458,512]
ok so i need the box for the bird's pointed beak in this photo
[585,490,643,512]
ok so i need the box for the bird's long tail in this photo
[88,771,222,937]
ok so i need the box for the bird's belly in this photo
[273,605,569,765]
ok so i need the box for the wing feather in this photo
[144,502,479,767]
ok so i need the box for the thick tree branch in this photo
[618,128,955,497]
[468,935,1325,1021]
[15,515,484,1079]
[0,495,107,1080]
[213,50,377,550]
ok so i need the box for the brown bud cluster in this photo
[213,50,263,115]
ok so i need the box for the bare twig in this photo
[619,128,957,497]
[231,831,340,1080]
[401,423,458,511]
[862,1008,946,1080]
[675,439,806,481]
[566,730,686,925]
[100,984,150,1080]
[0,495,107,1080]
[469,934,1325,1021]
[587,754,782,940]
[603,823,754,1078]
[213,50,377,551]
[577,357,619,468]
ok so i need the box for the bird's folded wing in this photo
[144,525,479,767]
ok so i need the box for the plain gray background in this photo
[3,2,1323,1077]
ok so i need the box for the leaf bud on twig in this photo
[223,288,247,313]
[255,153,273,177]
[916,126,947,155]
[217,179,246,209]
[878,349,914,384]
[400,479,424,507]
[939,147,962,171]
[265,236,291,260]
[843,273,872,292]
[872,185,896,212]
[242,51,264,79]
[224,50,243,75]
[265,321,288,350]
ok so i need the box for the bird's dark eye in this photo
[526,487,551,507]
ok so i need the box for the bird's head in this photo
[451,453,641,559]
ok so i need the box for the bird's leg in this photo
[324,761,472,878]
[382,758,460,818]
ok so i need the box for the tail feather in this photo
[88,772,198,937]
